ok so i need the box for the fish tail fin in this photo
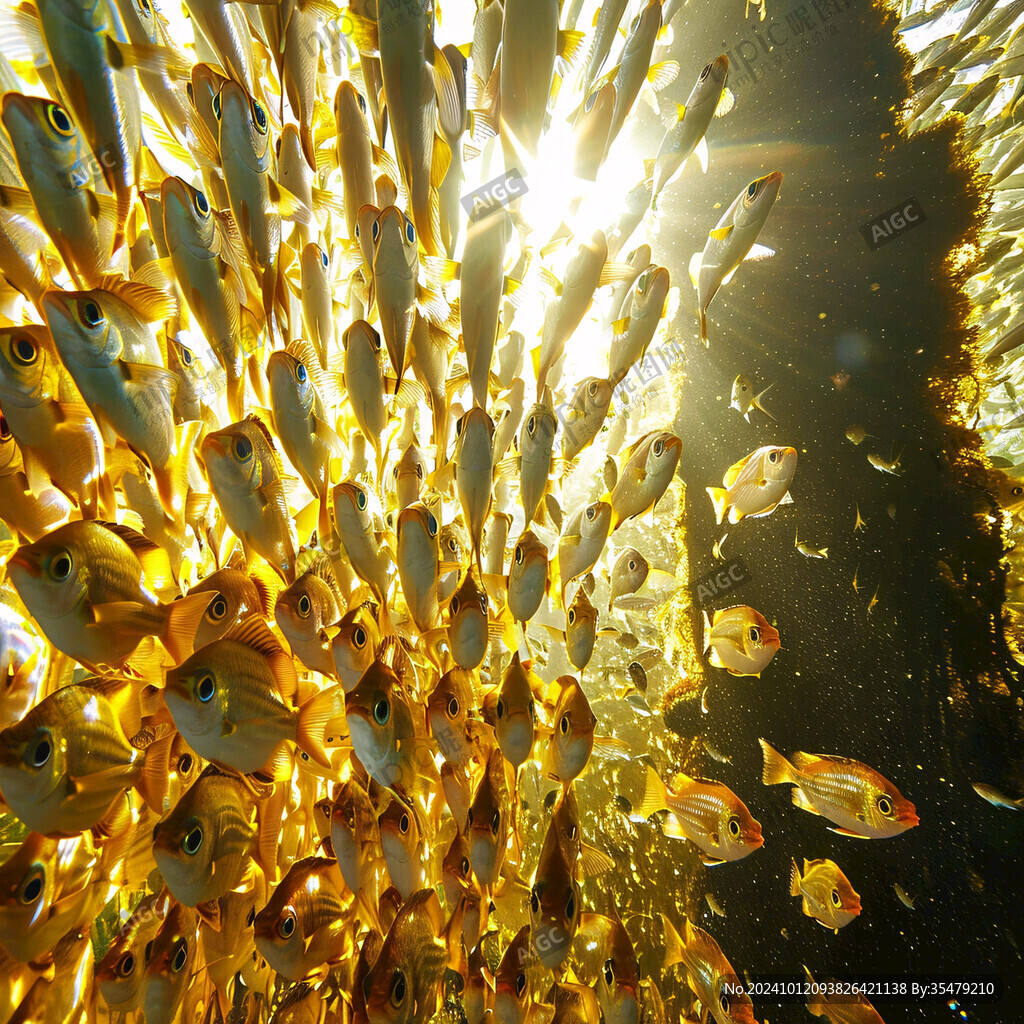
[161,591,215,664]
[640,766,669,818]
[698,307,708,346]
[754,385,776,419]
[706,487,728,525]
[759,737,795,786]
[789,857,802,897]
[296,684,345,769]
[660,914,685,969]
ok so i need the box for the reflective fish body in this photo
[96,893,168,1011]
[396,502,442,633]
[760,739,920,838]
[790,858,862,930]
[331,775,382,918]
[730,375,773,423]
[607,269,670,387]
[275,555,342,676]
[641,767,763,865]
[608,430,681,528]
[690,172,783,344]
[462,208,510,409]
[490,651,539,770]
[468,746,512,886]
[140,901,200,1024]
[707,446,797,525]
[0,416,71,540]
[608,547,648,609]
[530,808,581,969]
[372,206,419,388]
[583,911,640,1024]
[454,406,496,569]
[508,530,549,623]
[703,606,780,677]
[556,500,613,604]
[543,676,599,784]
[519,394,557,528]
[563,377,613,461]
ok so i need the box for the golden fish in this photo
[426,666,481,767]
[494,925,533,1024]
[703,606,780,677]
[396,501,443,634]
[582,910,640,1024]
[332,480,393,612]
[467,746,512,887]
[141,901,200,1024]
[607,267,671,386]
[485,651,539,770]
[454,406,496,572]
[530,805,582,970]
[372,206,419,386]
[201,416,298,583]
[448,566,492,670]
[608,547,649,610]
[379,795,427,899]
[760,739,920,838]
[329,603,380,691]
[563,377,613,462]
[662,915,758,1024]
[707,446,797,525]
[790,858,862,931]
[803,965,884,1024]
[0,415,71,540]
[641,766,763,866]
[0,678,144,836]
[730,375,773,423]
[556,500,612,606]
[607,431,681,529]
[971,781,1024,810]
[507,529,549,623]
[188,564,275,651]
[275,555,343,677]
[164,615,342,777]
[462,208,510,409]
[96,893,169,1012]
[299,243,334,368]
[331,775,383,927]
[518,393,557,528]
[7,519,210,668]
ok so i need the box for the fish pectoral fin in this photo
[221,719,238,737]
[828,827,873,838]
[709,225,733,241]
[122,362,179,397]
[89,600,151,626]
[579,842,615,877]
[699,854,729,867]
[195,898,222,932]
[68,762,139,795]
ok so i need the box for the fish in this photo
[703,606,780,677]
[652,56,731,202]
[563,377,614,461]
[730,376,774,422]
[488,651,540,770]
[253,856,350,982]
[188,565,275,651]
[201,416,299,582]
[299,243,335,369]
[582,910,640,1024]
[607,431,681,528]
[454,406,496,572]
[853,505,867,532]
[790,858,862,931]
[164,615,342,777]
[662,915,757,1024]
[518,394,558,528]
[507,530,550,623]
[447,565,492,670]
[379,795,427,899]
[96,894,169,1012]
[641,766,763,865]
[608,548,649,610]
[396,501,444,634]
[867,451,903,476]
[706,446,797,525]
[759,739,920,838]
[689,173,783,344]
[7,519,211,668]
[971,782,1024,810]
[555,500,613,606]
[542,676,602,784]
[795,531,828,559]
[275,555,343,677]
[607,267,671,386]
[803,964,884,1024]
[140,901,199,1024]
[845,424,871,444]
[530,809,582,970]
[893,883,916,909]
[467,746,513,886]
[704,892,727,917]
[0,414,71,541]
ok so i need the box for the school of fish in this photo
[7,0,1022,1022]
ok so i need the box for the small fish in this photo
[518,394,558,529]
[508,530,550,624]
[893,883,916,909]
[853,504,867,532]
[488,651,540,771]
[140,902,199,1024]
[609,548,649,610]
[759,738,919,838]
[426,667,480,767]
[330,776,383,926]
[332,481,393,613]
[329,605,380,691]
[607,267,671,386]
[703,606,780,677]
[607,431,681,529]
[790,858,861,931]
[730,376,774,422]
[189,566,274,651]
[299,243,335,369]
[564,586,600,673]
[468,746,513,887]
[556,501,613,606]
[704,892,727,917]
[867,451,903,475]
[96,894,169,1012]
[530,812,582,970]
[164,616,341,777]
[803,964,884,1024]
[707,446,797,525]
[845,424,871,445]
[454,406,496,571]
[372,205,419,385]
[379,796,427,900]
[971,782,1024,810]
[448,566,492,670]
[542,676,610,784]
[563,377,614,462]
[795,530,828,559]
[831,371,850,390]
[867,584,880,616]
[396,502,443,634]
[690,173,783,344]
[254,857,350,982]
[201,417,298,583]
[7,520,210,669]
[275,555,343,677]
[662,916,757,1024]
[641,766,763,865]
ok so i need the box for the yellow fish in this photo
[790,857,862,931]
[703,605,781,677]
[707,445,797,525]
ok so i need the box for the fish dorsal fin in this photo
[790,751,824,769]
[98,520,173,588]
[97,274,177,323]
[224,614,286,658]
[722,452,754,488]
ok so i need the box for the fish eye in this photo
[748,626,761,644]
[19,870,43,904]
[768,449,779,463]
[186,82,194,104]
[138,0,150,11]
[1013,487,1024,497]
[746,180,758,199]
[451,596,460,615]
[45,102,74,136]
[193,190,210,216]
[297,594,311,618]
[251,100,268,133]
[277,910,296,938]
[587,381,599,398]
[719,993,730,1015]
[353,626,367,648]
[371,218,381,243]
[354,223,360,239]
[527,415,536,435]
[466,808,473,827]
[49,551,73,581]
[79,301,104,328]
[246,906,256,926]
[389,969,407,1007]
[0,416,9,441]
[212,92,222,120]
[144,940,153,963]
[373,698,390,725]
[320,247,329,268]
[356,488,367,511]
[357,93,367,114]
[416,462,424,479]
[295,362,308,383]
[399,812,410,833]
[700,62,713,78]
[496,697,505,718]
[177,754,194,774]
[530,887,540,914]
[514,544,524,565]
[11,334,38,365]
[566,823,577,841]
[196,674,216,703]
[585,504,597,521]
[404,218,416,244]
[179,344,194,365]
[118,952,136,977]
[460,856,469,875]
[628,559,637,571]
[653,439,664,456]
[182,825,203,855]
[831,889,841,907]
[727,817,741,838]
[448,538,458,554]
[877,795,893,817]
[565,891,576,920]
[233,436,253,462]
[427,512,438,536]
[27,731,52,768]
[568,609,576,626]
[479,594,488,614]
[208,595,228,621]
[171,941,188,973]
[559,713,570,736]
[515,972,527,998]
[490,810,500,835]
[603,959,615,986]
[446,695,459,719]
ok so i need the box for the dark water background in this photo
[569,1,1024,1021]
